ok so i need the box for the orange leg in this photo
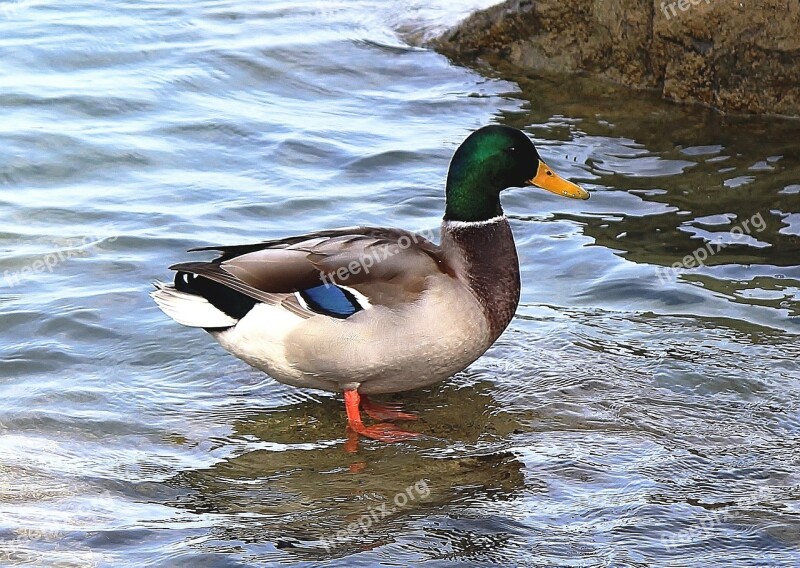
[343,390,419,445]
[361,395,418,421]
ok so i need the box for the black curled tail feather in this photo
[174,270,257,321]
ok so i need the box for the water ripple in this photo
[0,0,798,566]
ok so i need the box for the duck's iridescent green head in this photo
[444,125,589,222]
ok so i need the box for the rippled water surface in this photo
[1,1,799,566]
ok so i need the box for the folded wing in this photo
[168,227,451,320]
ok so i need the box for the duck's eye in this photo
[505,146,517,154]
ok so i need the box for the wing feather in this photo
[170,227,451,316]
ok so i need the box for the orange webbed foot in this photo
[360,395,418,422]
[343,390,420,450]
[348,421,420,443]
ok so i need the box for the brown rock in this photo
[434,0,800,117]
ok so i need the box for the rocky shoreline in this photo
[433,0,800,118]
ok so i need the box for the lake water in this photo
[1,1,799,567]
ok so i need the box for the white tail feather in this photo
[151,281,238,328]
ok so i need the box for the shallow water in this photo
[1,1,799,567]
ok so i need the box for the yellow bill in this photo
[528,160,589,200]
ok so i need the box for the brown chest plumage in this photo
[441,217,521,341]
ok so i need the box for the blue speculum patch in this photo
[299,284,363,318]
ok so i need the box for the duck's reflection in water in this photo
[162,378,528,559]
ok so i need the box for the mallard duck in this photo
[152,125,589,443]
